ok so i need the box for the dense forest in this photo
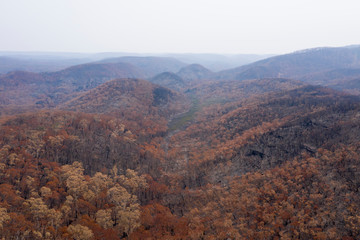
[1,46,360,239]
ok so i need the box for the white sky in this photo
[0,0,359,54]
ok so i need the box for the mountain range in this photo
[1,45,360,239]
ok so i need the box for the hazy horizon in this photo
[1,0,360,54]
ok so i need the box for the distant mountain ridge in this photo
[163,53,275,71]
[99,56,187,77]
[216,46,360,82]
[0,56,94,73]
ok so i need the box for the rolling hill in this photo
[0,62,146,116]
[149,72,186,91]
[176,64,213,82]
[45,62,145,92]
[61,78,189,137]
[61,78,187,118]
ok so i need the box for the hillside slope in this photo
[165,84,360,187]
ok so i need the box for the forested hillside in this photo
[1,47,360,239]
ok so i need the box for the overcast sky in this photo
[1,0,359,54]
